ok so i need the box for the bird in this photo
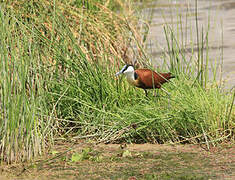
[115,64,175,96]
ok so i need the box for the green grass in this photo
[0,0,234,163]
[51,59,233,145]
[0,7,51,163]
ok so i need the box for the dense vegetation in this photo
[0,0,234,163]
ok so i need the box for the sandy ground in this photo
[0,142,234,179]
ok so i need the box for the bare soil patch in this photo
[0,142,234,179]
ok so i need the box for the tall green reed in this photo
[0,7,54,163]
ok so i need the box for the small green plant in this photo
[71,152,85,162]
[122,150,132,158]
[70,147,103,162]
[51,150,59,156]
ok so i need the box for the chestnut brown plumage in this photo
[115,64,175,96]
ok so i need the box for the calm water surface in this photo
[141,0,235,90]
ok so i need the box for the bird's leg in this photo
[154,84,161,97]
[161,88,171,108]
[144,89,148,97]
[153,89,159,97]
[161,87,170,96]
[168,96,171,109]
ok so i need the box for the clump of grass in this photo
[51,51,233,144]
[0,8,53,163]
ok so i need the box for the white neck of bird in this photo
[125,71,135,85]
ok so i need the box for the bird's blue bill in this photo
[115,71,122,76]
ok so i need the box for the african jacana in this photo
[115,64,175,96]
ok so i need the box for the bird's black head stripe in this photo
[121,64,133,73]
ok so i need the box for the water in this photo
[141,0,235,90]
